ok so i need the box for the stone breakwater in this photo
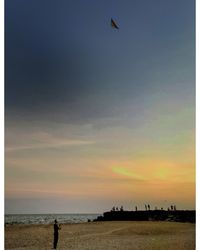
[94,210,195,223]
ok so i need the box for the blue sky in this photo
[5,0,195,213]
[6,0,194,122]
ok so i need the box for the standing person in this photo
[53,219,61,249]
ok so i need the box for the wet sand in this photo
[5,221,195,250]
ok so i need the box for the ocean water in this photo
[5,214,100,225]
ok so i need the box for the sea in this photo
[5,214,101,225]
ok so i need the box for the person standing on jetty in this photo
[53,219,61,249]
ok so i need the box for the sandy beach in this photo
[5,221,195,250]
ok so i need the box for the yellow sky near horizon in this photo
[5,95,195,211]
[5,143,195,208]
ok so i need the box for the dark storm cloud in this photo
[5,0,93,114]
[5,0,195,123]
[5,0,121,122]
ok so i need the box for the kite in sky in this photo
[111,18,119,29]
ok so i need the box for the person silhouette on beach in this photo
[53,219,61,249]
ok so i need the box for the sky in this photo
[5,0,195,213]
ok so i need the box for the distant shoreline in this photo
[5,213,101,225]
[5,210,196,225]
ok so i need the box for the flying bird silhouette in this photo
[111,18,119,29]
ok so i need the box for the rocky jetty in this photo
[94,210,195,223]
